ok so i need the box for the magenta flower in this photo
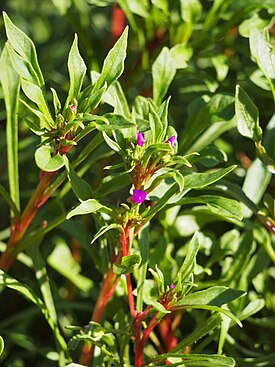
[131,189,147,204]
[170,284,175,290]
[166,135,176,147]
[136,131,145,147]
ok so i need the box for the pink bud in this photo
[131,189,147,204]
[136,131,145,147]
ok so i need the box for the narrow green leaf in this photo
[96,27,128,89]
[51,87,62,115]
[0,45,20,214]
[152,47,176,105]
[66,34,87,108]
[3,11,44,86]
[136,223,149,312]
[21,79,54,129]
[35,145,65,172]
[173,170,185,191]
[113,254,141,275]
[66,198,112,219]
[0,335,4,357]
[150,301,170,314]
[184,165,236,189]
[63,156,93,201]
[159,353,235,366]
[235,85,262,143]
[91,224,123,244]
[27,243,58,323]
[178,232,200,282]
[174,286,245,308]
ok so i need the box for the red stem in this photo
[0,171,55,271]
[135,313,159,366]
[79,253,121,365]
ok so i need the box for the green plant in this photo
[0,3,274,367]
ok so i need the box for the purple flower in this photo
[70,104,76,112]
[166,135,176,147]
[136,131,145,147]
[170,284,175,290]
[131,189,147,204]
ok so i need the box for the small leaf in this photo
[150,301,171,314]
[152,47,176,105]
[178,232,200,282]
[66,199,112,219]
[51,88,62,115]
[113,254,141,275]
[173,170,185,191]
[91,224,124,244]
[180,0,203,24]
[235,85,262,143]
[63,156,93,201]
[170,43,193,69]
[66,34,87,108]
[35,145,65,172]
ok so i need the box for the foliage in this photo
[0,1,274,367]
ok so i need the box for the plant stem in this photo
[135,313,159,366]
[0,171,55,271]
[79,253,121,365]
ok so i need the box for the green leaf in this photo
[136,223,149,312]
[113,254,141,275]
[63,156,93,201]
[0,45,20,214]
[163,353,235,366]
[235,85,262,143]
[152,47,176,105]
[47,238,94,292]
[51,87,62,115]
[66,34,87,108]
[199,195,243,220]
[173,170,185,191]
[180,0,203,24]
[91,223,124,244]
[96,27,128,89]
[173,286,245,309]
[3,12,44,86]
[27,243,58,323]
[249,27,275,99]
[170,43,193,69]
[184,165,236,189]
[35,145,65,172]
[21,79,54,129]
[66,198,112,219]
[150,301,171,315]
[178,232,200,282]
[0,335,4,357]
